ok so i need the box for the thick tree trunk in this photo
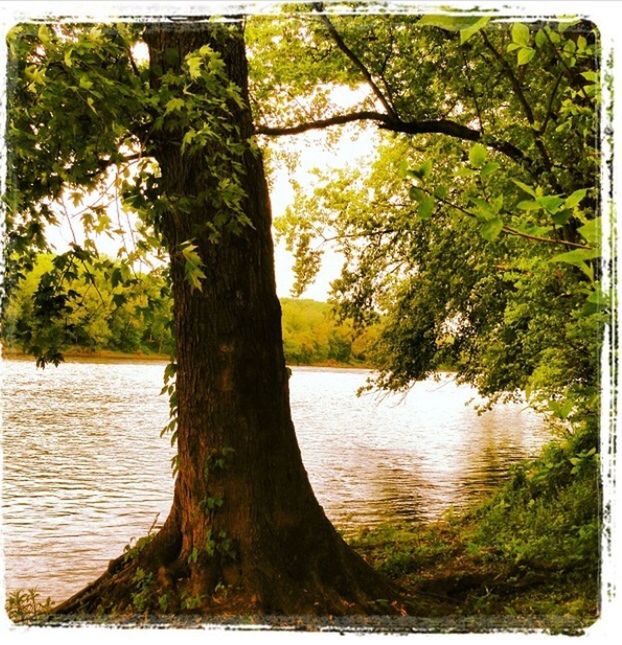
[54,21,399,618]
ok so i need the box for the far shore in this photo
[1,346,372,370]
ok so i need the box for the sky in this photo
[265,88,378,300]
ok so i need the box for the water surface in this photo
[1,358,549,601]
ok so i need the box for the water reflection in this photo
[1,359,549,601]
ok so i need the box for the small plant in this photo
[6,588,53,622]
[205,530,216,558]
[203,528,236,561]
[157,592,170,613]
[123,514,159,562]
[199,495,224,514]
[123,533,156,563]
[214,581,230,599]
[181,591,203,611]
[204,446,235,480]
[130,567,154,613]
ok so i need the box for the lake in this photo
[1,357,550,602]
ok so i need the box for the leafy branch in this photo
[413,185,592,250]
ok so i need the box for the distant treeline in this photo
[1,255,378,366]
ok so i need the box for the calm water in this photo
[1,357,550,601]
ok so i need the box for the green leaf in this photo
[517,47,535,65]
[491,195,503,214]
[409,186,423,201]
[433,185,448,199]
[511,22,530,47]
[417,196,435,220]
[111,267,123,288]
[79,75,93,90]
[470,197,493,219]
[408,159,433,180]
[181,128,197,154]
[563,39,576,54]
[551,248,599,263]
[38,24,51,44]
[537,195,563,213]
[181,241,206,291]
[454,167,477,179]
[480,161,500,177]
[460,17,491,44]
[549,247,600,280]
[564,188,587,209]
[535,29,547,48]
[551,208,571,226]
[469,143,487,168]
[165,97,185,114]
[418,15,488,32]
[578,217,600,245]
[581,71,598,82]
[512,179,536,197]
[186,54,202,80]
[517,200,540,211]
[480,217,504,241]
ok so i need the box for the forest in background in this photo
[1,254,379,366]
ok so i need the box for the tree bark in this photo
[53,20,399,618]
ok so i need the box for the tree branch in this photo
[460,48,484,134]
[312,2,398,118]
[256,112,532,170]
[127,46,140,77]
[256,111,392,135]
[481,31,535,123]
[542,27,591,102]
[539,72,564,136]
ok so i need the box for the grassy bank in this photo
[2,346,169,363]
[348,429,600,633]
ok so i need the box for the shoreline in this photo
[1,346,372,370]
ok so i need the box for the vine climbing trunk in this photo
[54,20,398,617]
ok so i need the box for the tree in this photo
[2,7,604,619]
[1,253,174,354]
[4,19,398,616]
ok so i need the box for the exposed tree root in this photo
[51,514,408,621]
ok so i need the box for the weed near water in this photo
[6,588,53,623]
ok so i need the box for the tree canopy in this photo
[2,253,377,364]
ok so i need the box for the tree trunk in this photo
[53,21,399,618]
